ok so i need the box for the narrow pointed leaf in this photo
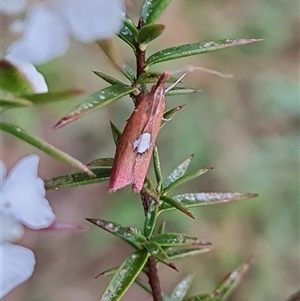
[163,168,213,194]
[140,0,172,24]
[0,90,33,109]
[160,195,194,219]
[144,241,178,271]
[157,221,166,235]
[183,294,213,301]
[54,85,136,129]
[117,16,138,50]
[153,146,162,188]
[100,250,149,301]
[137,24,165,45]
[21,89,83,105]
[0,122,93,176]
[110,121,122,146]
[44,167,111,190]
[167,247,211,260]
[143,200,158,238]
[93,71,127,86]
[135,277,172,301]
[161,104,186,128]
[165,87,201,96]
[136,72,179,84]
[0,59,35,94]
[211,257,254,301]
[152,233,211,247]
[87,157,114,167]
[135,277,153,294]
[86,219,147,248]
[122,65,136,82]
[160,192,259,211]
[95,267,119,278]
[146,39,262,66]
[171,275,194,300]
[163,155,194,189]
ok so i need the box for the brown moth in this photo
[108,72,169,193]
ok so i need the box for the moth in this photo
[109,72,185,193]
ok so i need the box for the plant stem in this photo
[148,256,163,301]
[136,17,162,301]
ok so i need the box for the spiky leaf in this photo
[0,122,93,175]
[54,85,136,129]
[146,39,262,67]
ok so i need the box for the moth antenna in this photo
[168,65,233,78]
[165,72,187,93]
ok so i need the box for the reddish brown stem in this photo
[136,17,163,301]
[148,256,163,301]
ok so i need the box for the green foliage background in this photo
[1,1,299,300]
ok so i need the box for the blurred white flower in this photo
[5,55,48,93]
[0,155,55,298]
[1,0,125,65]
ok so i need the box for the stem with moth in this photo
[136,19,163,301]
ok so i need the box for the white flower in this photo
[2,0,125,65]
[0,155,55,298]
[5,55,48,93]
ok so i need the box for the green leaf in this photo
[95,267,119,278]
[161,104,186,128]
[153,146,162,189]
[210,257,254,301]
[152,233,211,247]
[136,72,179,84]
[44,168,110,190]
[110,121,122,146]
[0,122,93,176]
[53,85,136,129]
[93,71,127,86]
[117,16,138,50]
[144,241,177,271]
[163,168,213,194]
[160,195,194,219]
[87,157,114,168]
[171,275,194,300]
[0,89,33,109]
[122,65,136,82]
[183,294,212,301]
[135,277,152,295]
[86,219,147,248]
[137,24,165,45]
[0,59,35,94]
[163,154,194,189]
[140,0,172,24]
[160,192,259,211]
[157,221,166,235]
[165,87,201,96]
[146,39,262,67]
[143,200,158,238]
[167,247,211,260]
[21,89,83,105]
[100,250,149,301]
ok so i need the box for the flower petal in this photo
[5,54,48,93]
[1,155,55,229]
[0,243,35,298]
[0,214,24,244]
[7,3,69,65]
[60,0,124,42]
[0,161,6,184]
[0,0,27,15]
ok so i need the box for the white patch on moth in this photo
[133,132,151,154]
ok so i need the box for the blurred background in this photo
[1,0,299,300]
